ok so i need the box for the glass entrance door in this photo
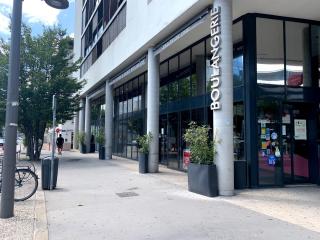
[159,111,192,170]
[257,99,282,186]
[159,114,168,165]
[283,104,310,184]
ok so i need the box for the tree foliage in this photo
[0,25,85,160]
[0,39,9,128]
[183,122,216,165]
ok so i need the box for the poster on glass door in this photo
[294,119,307,140]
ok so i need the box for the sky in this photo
[0,0,75,40]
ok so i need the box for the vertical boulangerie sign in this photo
[210,6,221,111]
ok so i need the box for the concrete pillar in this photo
[212,0,234,196]
[147,48,160,173]
[105,82,113,159]
[85,96,91,152]
[79,99,85,133]
[73,112,79,149]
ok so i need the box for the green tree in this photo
[0,25,85,160]
[0,39,9,129]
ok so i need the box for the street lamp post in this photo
[0,0,69,219]
[50,95,56,190]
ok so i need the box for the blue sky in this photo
[0,0,75,40]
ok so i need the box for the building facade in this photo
[74,0,320,189]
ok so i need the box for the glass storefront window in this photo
[127,81,133,114]
[132,96,139,112]
[160,85,168,105]
[257,99,282,186]
[168,81,178,102]
[167,112,179,169]
[234,103,244,160]
[233,20,243,44]
[192,108,204,125]
[119,100,123,115]
[113,73,146,159]
[160,62,168,78]
[191,74,197,96]
[123,99,127,115]
[192,42,205,96]
[179,76,191,99]
[257,18,285,85]
[169,56,178,74]
[285,22,311,87]
[90,95,106,151]
[205,58,211,93]
[138,75,144,110]
[233,54,244,87]
[311,25,320,87]
[179,49,190,69]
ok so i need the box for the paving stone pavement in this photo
[0,156,48,240]
[44,151,320,240]
[0,197,35,240]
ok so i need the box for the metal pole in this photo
[50,95,56,190]
[0,0,23,219]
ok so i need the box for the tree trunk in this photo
[34,125,45,161]
[34,129,45,160]
[27,134,35,161]
[23,122,46,161]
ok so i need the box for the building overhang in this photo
[233,0,320,22]
[79,0,320,97]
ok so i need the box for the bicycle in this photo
[0,158,38,202]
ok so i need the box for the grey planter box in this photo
[99,146,105,160]
[234,160,247,189]
[275,166,283,186]
[80,143,86,154]
[188,163,218,197]
[90,143,95,153]
[41,157,59,190]
[138,152,148,174]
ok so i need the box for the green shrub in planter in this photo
[183,122,218,197]
[136,132,153,173]
[76,132,86,153]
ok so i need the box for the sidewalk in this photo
[0,154,47,240]
[45,151,320,240]
[0,196,36,240]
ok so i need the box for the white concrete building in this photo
[74,0,320,192]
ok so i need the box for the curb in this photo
[33,178,49,240]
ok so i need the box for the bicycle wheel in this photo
[14,168,38,201]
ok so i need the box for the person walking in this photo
[56,134,64,155]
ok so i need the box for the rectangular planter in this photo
[234,160,247,189]
[99,146,105,160]
[90,143,95,153]
[80,144,86,154]
[188,163,218,197]
[138,152,148,174]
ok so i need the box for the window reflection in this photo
[168,81,178,102]
[286,22,311,87]
[179,76,191,99]
[257,18,284,85]
[113,73,146,160]
[160,85,168,105]
[311,25,320,87]
[257,99,281,185]
[233,55,244,87]
[233,21,243,44]
[234,103,244,160]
